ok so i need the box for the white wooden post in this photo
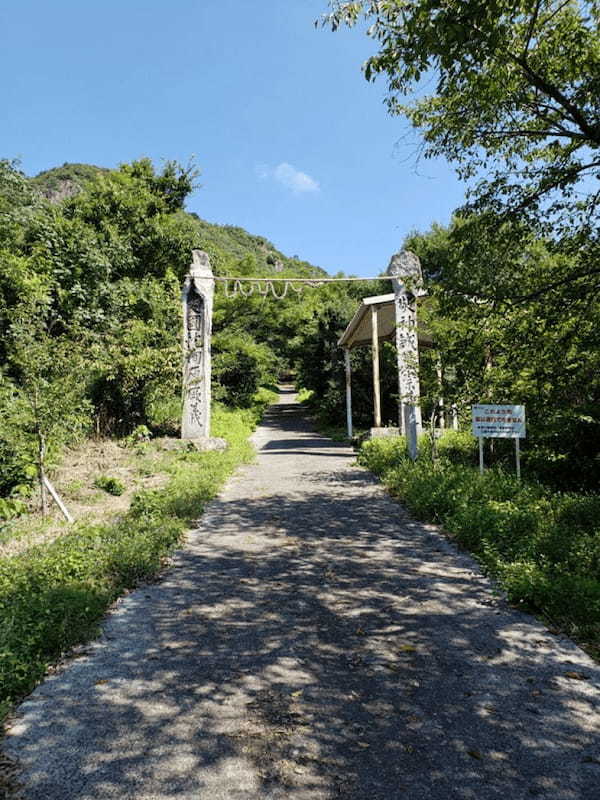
[515,437,521,479]
[43,476,74,524]
[344,348,353,439]
[371,305,382,428]
[479,436,484,474]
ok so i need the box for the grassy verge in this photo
[358,433,600,654]
[0,393,275,720]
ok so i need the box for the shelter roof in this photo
[337,293,434,350]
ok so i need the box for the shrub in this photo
[144,388,181,436]
[123,425,152,447]
[357,435,408,477]
[93,476,125,496]
[212,332,279,407]
[436,429,478,465]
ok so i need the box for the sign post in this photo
[472,404,526,477]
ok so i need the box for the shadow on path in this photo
[4,389,600,799]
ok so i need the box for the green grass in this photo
[0,393,274,716]
[358,433,600,649]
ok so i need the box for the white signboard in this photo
[472,404,526,439]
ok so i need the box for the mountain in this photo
[29,162,327,278]
[30,163,108,203]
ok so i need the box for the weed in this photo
[93,476,126,496]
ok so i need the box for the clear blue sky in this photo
[1,0,465,276]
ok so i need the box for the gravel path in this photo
[4,387,600,799]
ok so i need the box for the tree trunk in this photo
[38,431,48,516]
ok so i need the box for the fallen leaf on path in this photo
[564,671,588,680]
[467,749,483,760]
[355,627,366,636]
[291,690,303,698]
[356,742,370,749]
[398,644,417,653]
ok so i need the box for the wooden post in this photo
[344,348,353,439]
[515,437,521,479]
[479,436,484,474]
[44,477,74,524]
[371,305,381,428]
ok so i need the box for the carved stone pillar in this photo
[386,250,425,461]
[181,250,225,449]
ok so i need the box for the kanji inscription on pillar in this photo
[181,250,215,442]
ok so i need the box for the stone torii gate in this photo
[180,248,434,458]
[338,251,431,460]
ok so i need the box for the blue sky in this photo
[1,0,465,276]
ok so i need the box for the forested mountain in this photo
[29,162,326,279]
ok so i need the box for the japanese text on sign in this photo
[472,404,526,439]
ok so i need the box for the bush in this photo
[123,425,152,446]
[144,387,181,436]
[93,476,126,496]
[357,436,409,477]
[212,332,279,407]
[436,429,478,465]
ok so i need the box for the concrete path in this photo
[4,388,600,799]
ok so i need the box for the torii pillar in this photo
[181,250,226,450]
[386,250,425,461]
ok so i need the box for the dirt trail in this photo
[4,387,600,799]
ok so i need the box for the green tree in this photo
[405,219,600,487]
[3,300,91,513]
[323,2,600,269]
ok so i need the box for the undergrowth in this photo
[0,393,274,719]
[358,433,600,649]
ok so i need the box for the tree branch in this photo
[508,51,600,144]
[522,0,542,57]
[447,264,600,305]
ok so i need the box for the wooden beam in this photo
[371,305,381,428]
